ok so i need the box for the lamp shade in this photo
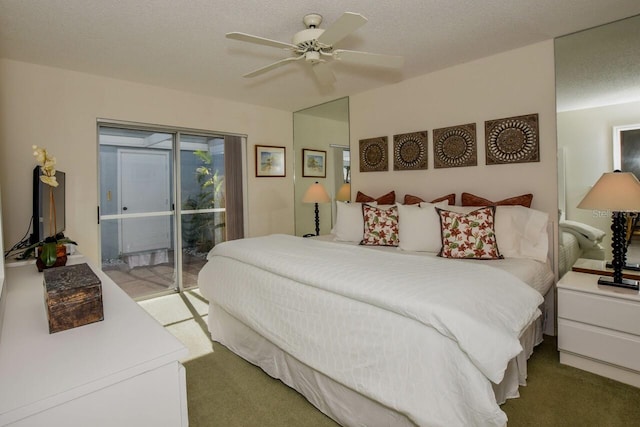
[336,183,351,202]
[303,182,330,204]
[577,171,640,211]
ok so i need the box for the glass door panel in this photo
[99,127,177,299]
[180,135,226,289]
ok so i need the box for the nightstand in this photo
[557,271,640,387]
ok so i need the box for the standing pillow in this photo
[356,191,396,205]
[360,204,399,246]
[397,201,450,252]
[404,193,456,205]
[436,206,503,259]
[495,205,549,262]
[333,202,375,243]
[461,192,533,208]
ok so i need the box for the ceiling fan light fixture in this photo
[305,51,321,63]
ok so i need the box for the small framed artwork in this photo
[255,145,286,177]
[302,149,327,178]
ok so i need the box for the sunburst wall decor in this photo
[359,136,388,172]
[485,114,539,165]
[433,123,477,168]
[393,131,428,171]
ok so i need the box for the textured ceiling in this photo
[1,0,640,112]
[555,14,640,112]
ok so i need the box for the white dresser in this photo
[0,256,189,426]
[557,270,640,387]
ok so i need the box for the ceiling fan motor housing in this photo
[292,28,325,50]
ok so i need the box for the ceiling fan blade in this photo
[317,12,367,46]
[333,49,405,68]
[226,32,297,50]
[242,56,303,78]
[312,62,336,86]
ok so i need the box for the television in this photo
[31,166,65,244]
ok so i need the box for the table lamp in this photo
[577,170,640,290]
[336,183,351,202]
[303,181,330,236]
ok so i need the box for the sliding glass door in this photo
[179,135,226,289]
[98,122,245,300]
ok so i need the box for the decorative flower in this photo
[17,146,77,267]
[33,145,59,187]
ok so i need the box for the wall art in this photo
[485,113,539,165]
[393,131,428,171]
[359,136,388,172]
[302,149,326,178]
[255,145,286,177]
[433,123,477,168]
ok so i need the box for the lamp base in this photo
[597,276,640,291]
[606,261,640,271]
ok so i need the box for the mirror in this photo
[293,97,350,237]
[555,14,640,277]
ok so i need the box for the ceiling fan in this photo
[226,12,404,86]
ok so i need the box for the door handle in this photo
[123,206,128,211]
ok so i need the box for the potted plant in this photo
[20,146,77,270]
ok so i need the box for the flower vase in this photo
[36,244,68,272]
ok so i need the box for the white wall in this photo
[557,99,640,255]
[350,41,558,222]
[0,59,294,264]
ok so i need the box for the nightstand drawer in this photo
[558,288,640,336]
[558,319,640,372]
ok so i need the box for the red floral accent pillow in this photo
[436,206,503,259]
[360,204,399,246]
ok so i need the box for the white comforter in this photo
[200,234,544,426]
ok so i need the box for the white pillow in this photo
[494,205,549,262]
[333,202,374,242]
[397,201,449,252]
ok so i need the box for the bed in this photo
[198,201,554,427]
[558,218,606,277]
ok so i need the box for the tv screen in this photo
[31,166,65,244]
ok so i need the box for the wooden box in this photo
[43,263,104,334]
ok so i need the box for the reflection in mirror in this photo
[555,14,640,278]
[293,97,350,237]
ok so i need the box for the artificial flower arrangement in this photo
[20,146,76,268]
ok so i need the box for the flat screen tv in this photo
[31,166,65,244]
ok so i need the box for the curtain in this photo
[224,135,244,240]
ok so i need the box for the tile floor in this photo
[138,288,213,362]
[102,251,207,300]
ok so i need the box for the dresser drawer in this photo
[558,319,640,372]
[558,288,640,336]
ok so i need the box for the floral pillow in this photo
[436,206,503,259]
[360,204,399,246]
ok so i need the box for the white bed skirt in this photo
[207,301,543,427]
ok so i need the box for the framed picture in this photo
[302,149,326,178]
[255,145,286,177]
